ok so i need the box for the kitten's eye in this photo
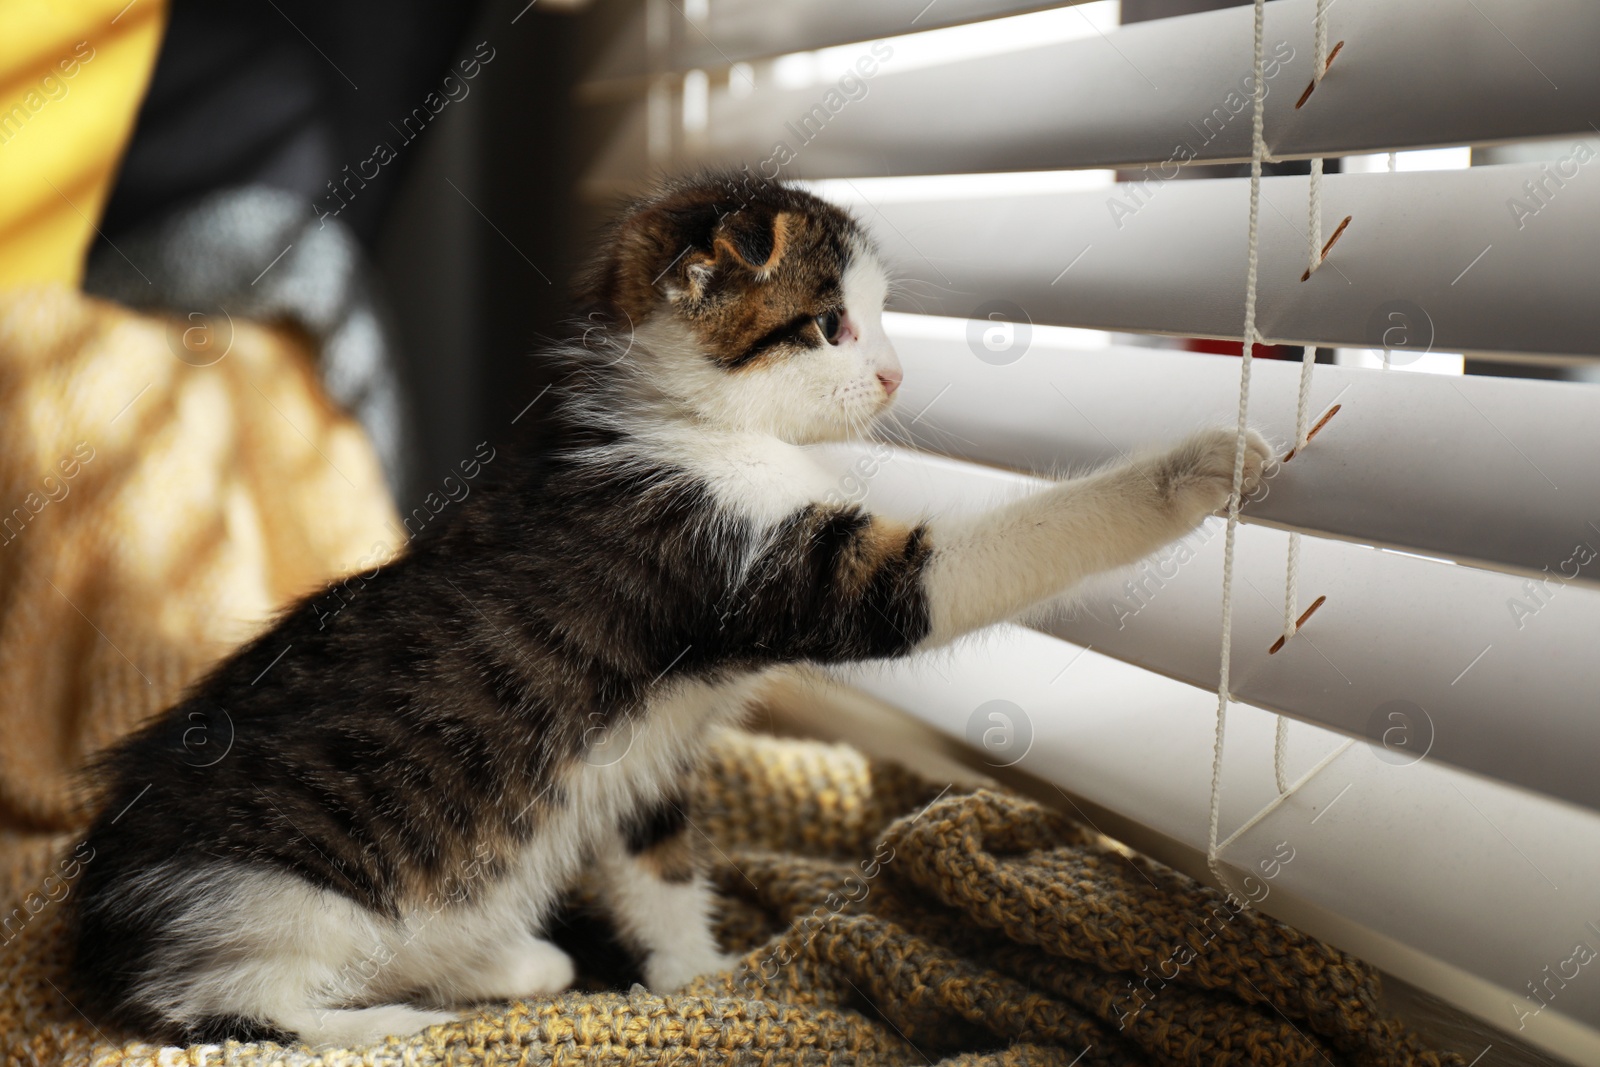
[815,310,844,345]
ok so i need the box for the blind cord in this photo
[1275,0,1332,794]
[1277,346,1316,791]
[1207,0,1270,890]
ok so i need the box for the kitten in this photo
[70,173,1269,1048]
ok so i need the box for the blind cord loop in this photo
[1292,39,1344,108]
[1300,214,1352,281]
[1269,594,1327,654]
[1281,402,1339,462]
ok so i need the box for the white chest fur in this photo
[629,423,836,530]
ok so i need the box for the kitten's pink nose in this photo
[876,369,903,397]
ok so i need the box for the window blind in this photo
[574,1,1600,1061]
[578,0,1600,184]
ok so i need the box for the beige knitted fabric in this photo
[1,729,1466,1067]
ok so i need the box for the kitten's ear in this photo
[710,206,794,277]
[593,196,797,317]
[675,205,794,301]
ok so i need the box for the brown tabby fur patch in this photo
[583,174,867,371]
[638,834,697,884]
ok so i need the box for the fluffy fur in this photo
[70,173,1268,1048]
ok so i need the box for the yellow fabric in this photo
[0,286,401,865]
[0,0,168,286]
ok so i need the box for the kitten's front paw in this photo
[464,934,576,1002]
[1156,427,1274,521]
[643,948,738,993]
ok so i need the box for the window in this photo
[576,2,1600,1060]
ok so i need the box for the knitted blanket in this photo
[3,728,1463,1067]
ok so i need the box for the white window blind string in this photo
[1275,0,1332,794]
[1205,0,1269,891]
[1212,0,1358,891]
[1277,362,1315,791]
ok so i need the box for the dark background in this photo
[100,0,598,498]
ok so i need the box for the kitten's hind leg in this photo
[100,862,464,1049]
[600,793,733,992]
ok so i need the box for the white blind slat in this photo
[580,0,1600,183]
[881,336,1600,582]
[842,162,1600,359]
[580,0,1070,87]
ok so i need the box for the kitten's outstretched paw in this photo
[643,948,738,993]
[1156,427,1274,520]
